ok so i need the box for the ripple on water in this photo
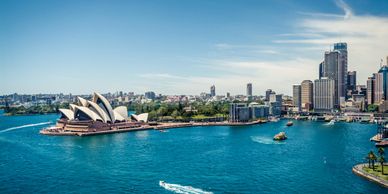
[250,136,286,145]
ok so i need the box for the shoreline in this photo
[352,163,388,188]
[40,120,267,137]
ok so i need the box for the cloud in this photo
[335,0,353,19]
[274,0,388,87]
[139,0,388,95]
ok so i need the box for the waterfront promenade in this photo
[352,163,388,188]
[40,120,267,136]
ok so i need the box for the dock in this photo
[40,120,265,137]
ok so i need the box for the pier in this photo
[40,120,266,137]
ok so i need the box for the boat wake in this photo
[159,181,213,194]
[251,136,285,145]
[0,122,52,134]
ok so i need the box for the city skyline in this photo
[1,0,388,95]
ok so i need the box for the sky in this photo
[1,0,388,96]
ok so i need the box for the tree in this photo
[378,156,385,175]
[366,155,371,168]
[367,104,378,112]
[378,147,385,156]
[171,110,179,119]
[369,151,377,170]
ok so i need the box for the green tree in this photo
[378,155,385,175]
[369,151,377,170]
[171,110,179,119]
[378,147,385,156]
[367,104,378,112]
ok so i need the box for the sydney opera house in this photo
[51,92,149,133]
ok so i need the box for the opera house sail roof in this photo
[59,92,148,124]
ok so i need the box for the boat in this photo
[159,129,166,133]
[273,132,287,141]
[375,139,388,147]
[286,121,293,126]
[326,119,335,125]
[269,117,280,122]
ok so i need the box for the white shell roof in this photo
[74,106,103,122]
[59,109,74,120]
[87,100,111,123]
[77,97,88,107]
[93,92,115,122]
[113,106,128,119]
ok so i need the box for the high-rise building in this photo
[293,84,301,111]
[374,72,384,104]
[347,71,357,91]
[323,51,339,107]
[319,61,324,79]
[301,80,313,111]
[145,91,156,100]
[334,42,348,100]
[321,43,348,108]
[314,78,335,112]
[265,89,273,101]
[226,92,230,98]
[378,65,388,101]
[210,85,216,97]
[247,83,253,97]
[367,77,375,105]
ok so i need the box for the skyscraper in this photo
[247,83,253,97]
[367,76,375,105]
[319,61,324,79]
[293,84,301,111]
[301,80,313,111]
[347,71,357,91]
[374,72,384,104]
[378,65,388,101]
[334,42,348,101]
[314,78,335,112]
[323,50,340,108]
[210,85,216,97]
[321,43,348,108]
[265,89,273,101]
[145,91,156,100]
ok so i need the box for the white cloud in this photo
[275,0,388,87]
[137,0,388,96]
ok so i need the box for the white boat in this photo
[326,120,335,125]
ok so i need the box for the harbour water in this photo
[0,110,386,193]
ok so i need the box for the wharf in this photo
[40,120,265,137]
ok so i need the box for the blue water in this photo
[0,109,386,193]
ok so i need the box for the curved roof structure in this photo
[69,104,77,111]
[59,109,74,120]
[131,113,148,122]
[113,106,128,119]
[93,92,115,122]
[59,92,148,124]
[77,96,88,107]
[74,106,103,122]
[113,111,125,122]
[87,100,111,123]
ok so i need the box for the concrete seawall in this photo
[352,163,388,188]
[40,120,265,137]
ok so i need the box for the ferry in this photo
[273,132,287,141]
